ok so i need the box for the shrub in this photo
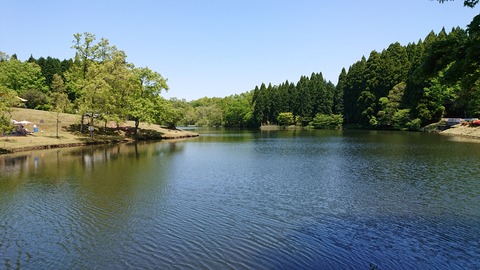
[406,118,422,131]
[277,112,294,126]
[22,89,49,110]
[392,109,411,130]
[309,114,343,129]
[0,114,13,135]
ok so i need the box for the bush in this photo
[392,109,421,131]
[22,89,49,110]
[0,115,14,135]
[309,114,343,129]
[406,118,422,131]
[392,109,411,130]
[277,112,294,126]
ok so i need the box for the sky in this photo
[1,1,479,101]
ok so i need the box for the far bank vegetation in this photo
[1,12,480,135]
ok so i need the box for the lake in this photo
[1,129,479,269]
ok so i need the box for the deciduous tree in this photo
[50,74,71,138]
[0,87,16,135]
[0,58,47,95]
[277,112,294,126]
[128,67,169,136]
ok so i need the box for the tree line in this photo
[248,13,480,130]
[341,13,480,130]
[177,12,479,131]
[0,32,169,136]
[1,12,480,133]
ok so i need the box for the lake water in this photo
[1,129,479,269]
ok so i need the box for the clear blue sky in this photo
[1,0,478,100]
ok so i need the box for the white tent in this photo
[11,120,32,125]
[10,120,33,135]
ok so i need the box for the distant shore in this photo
[259,122,480,142]
[3,108,479,155]
[1,108,198,155]
[440,124,480,140]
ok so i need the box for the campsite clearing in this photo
[1,108,198,154]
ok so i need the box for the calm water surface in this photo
[1,129,479,269]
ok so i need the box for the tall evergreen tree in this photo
[294,75,313,125]
[334,68,346,114]
[343,56,367,123]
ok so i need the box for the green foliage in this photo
[223,92,253,127]
[334,68,346,114]
[179,93,254,128]
[50,91,70,115]
[377,82,407,127]
[0,58,47,94]
[407,118,422,130]
[340,14,480,130]
[309,113,343,129]
[64,33,169,136]
[392,109,411,130]
[2,10,480,135]
[0,87,16,135]
[357,90,377,126]
[0,114,12,135]
[157,98,186,129]
[49,74,71,137]
[195,104,223,127]
[277,112,294,126]
[391,109,421,130]
[0,52,10,62]
[23,89,50,110]
[36,57,65,87]
[126,66,169,135]
[252,73,335,127]
[343,57,367,123]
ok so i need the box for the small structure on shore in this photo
[11,120,33,135]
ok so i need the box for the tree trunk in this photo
[56,112,60,138]
[90,117,94,139]
[80,114,85,132]
[134,119,140,138]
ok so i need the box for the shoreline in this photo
[3,108,479,155]
[1,108,199,155]
[1,133,199,155]
[439,124,480,140]
[3,123,478,154]
[0,133,199,155]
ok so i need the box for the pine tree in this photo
[343,57,367,123]
[334,68,346,115]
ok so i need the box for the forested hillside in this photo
[1,13,479,131]
[249,13,480,130]
[342,16,480,129]
[0,33,170,135]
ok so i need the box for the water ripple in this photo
[1,132,480,269]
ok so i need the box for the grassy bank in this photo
[440,124,480,140]
[1,108,198,154]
